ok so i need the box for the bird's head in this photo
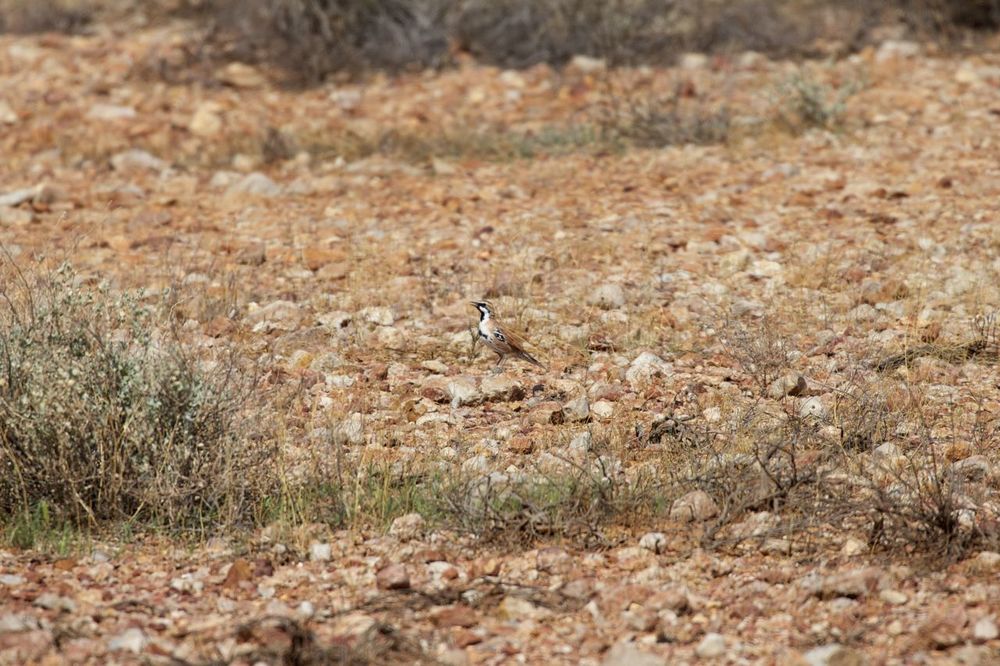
[470,300,494,318]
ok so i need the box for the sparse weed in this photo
[718,313,793,395]
[601,84,732,148]
[771,69,863,131]
[0,0,92,34]
[0,260,274,538]
[4,500,82,554]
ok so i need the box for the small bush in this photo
[454,0,675,69]
[216,0,452,83]
[439,447,666,547]
[717,313,793,395]
[0,262,273,533]
[0,0,92,34]
[600,82,732,149]
[772,70,863,132]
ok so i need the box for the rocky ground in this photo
[2,15,1000,666]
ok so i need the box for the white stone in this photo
[0,100,16,124]
[679,52,708,70]
[568,54,607,74]
[626,352,672,387]
[309,542,332,562]
[804,644,847,666]
[421,360,448,374]
[334,413,365,445]
[110,149,166,173]
[589,283,626,309]
[670,490,718,522]
[695,632,726,658]
[362,306,395,326]
[875,40,920,63]
[562,394,590,422]
[799,396,826,419]
[189,102,223,137]
[591,400,614,420]
[87,104,136,121]
[879,589,908,605]
[245,300,301,331]
[974,616,999,641]
[601,642,665,666]
[389,512,426,539]
[108,627,148,653]
[639,532,667,554]
[297,600,316,619]
[227,172,281,198]
[0,186,38,207]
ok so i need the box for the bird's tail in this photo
[520,350,545,369]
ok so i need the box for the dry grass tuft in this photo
[0,0,93,34]
[0,260,274,542]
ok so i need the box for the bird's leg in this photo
[493,353,505,375]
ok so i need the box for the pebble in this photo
[497,435,528,456]
[840,537,866,557]
[639,532,667,554]
[309,542,332,562]
[810,566,882,599]
[0,186,38,207]
[447,378,482,407]
[670,490,718,522]
[952,455,992,482]
[799,396,826,419]
[695,632,726,658]
[422,359,449,374]
[33,593,76,612]
[217,62,266,88]
[568,54,607,74]
[433,605,478,628]
[626,352,672,387]
[0,613,39,633]
[296,600,316,619]
[970,551,1000,573]
[589,283,626,309]
[189,102,223,136]
[767,373,807,399]
[376,563,410,590]
[804,644,862,666]
[591,400,615,419]
[973,615,998,641]
[361,306,395,326]
[246,300,301,331]
[0,100,16,124]
[562,394,590,422]
[110,148,166,173]
[879,589,908,605]
[226,172,281,198]
[334,413,365,445]
[389,512,426,539]
[480,375,525,402]
[601,642,665,666]
[875,40,921,63]
[498,596,549,621]
[108,627,148,653]
[87,103,136,120]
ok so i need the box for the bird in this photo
[470,300,544,371]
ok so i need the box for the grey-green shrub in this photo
[0,264,272,531]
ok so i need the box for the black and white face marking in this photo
[471,301,492,321]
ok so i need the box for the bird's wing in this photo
[495,321,534,353]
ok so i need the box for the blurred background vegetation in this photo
[2,0,999,83]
